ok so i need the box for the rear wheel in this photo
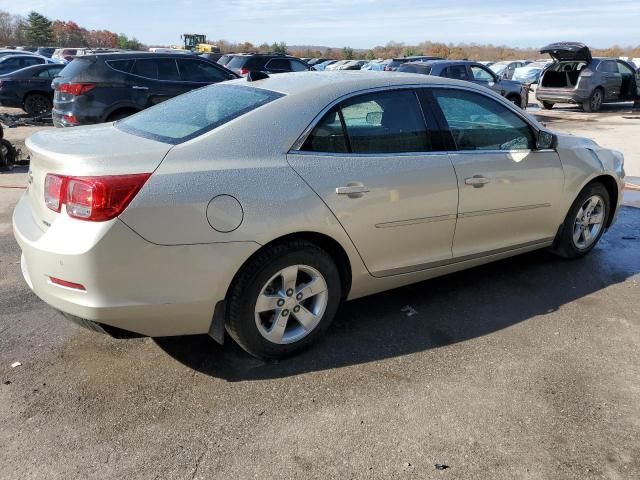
[541,101,554,110]
[0,139,16,169]
[506,94,521,107]
[582,88,603,113]
[552,183,610,259]
[226,240,342,359]
[23,93,52,116]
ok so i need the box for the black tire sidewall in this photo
[227,243,342,359]
[557,183,610,258]
[24,94,52,115]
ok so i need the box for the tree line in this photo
[0,10,143,50]
[1,9,639,61]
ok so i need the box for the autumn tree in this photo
[26,11,52,45]
[342,46,354,60]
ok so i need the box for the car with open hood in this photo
[536,42,640,112]
[13,71,625,359]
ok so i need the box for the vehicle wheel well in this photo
[23,90,52,100]
[506,93,521,102]
[586,175,618,227]
[227,232,352,301]
[106,107,139,122]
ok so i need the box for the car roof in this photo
[226,70,487,99]
[82,52,206,60]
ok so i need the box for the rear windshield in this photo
[58,57,93,78]
[116,84,284,144]
[227,56,251,69]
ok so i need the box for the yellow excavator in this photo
[180,34,220,54]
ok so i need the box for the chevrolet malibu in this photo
[13,72,625,359]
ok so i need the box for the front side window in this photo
[117,84,283,144]
[266,58,290,71]
[433,88,534,151]
[178,59,227,82]
[302,89,431,154]
[598,61,617,73]
[617,61,634,75]
[471,65,495,82]
[290,60,308,72]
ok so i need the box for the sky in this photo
[2,0,639,49]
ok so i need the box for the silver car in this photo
[13,72,625,359]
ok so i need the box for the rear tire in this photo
[226,240,342,359]
[552,183,610,259]
[23,93,52,116]
[582,88,603,113]
[541,101,554,110]
[0,139,16,169]
[506,94,521,108]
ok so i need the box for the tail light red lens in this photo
[238,68,250,76]
[49,277,86,291]
[58,83,96,96]
[44,173,151,221]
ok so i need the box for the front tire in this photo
[541,101,554,110]
[552,183,610,259]
[226,240,342,359]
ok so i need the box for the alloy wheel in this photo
[590,90,603,112]
[572,195,605,249]
[254,264,328,344]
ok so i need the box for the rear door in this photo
[288,88,459,277]
[429,87,564,258]
[129,58,185,106]
[264,58,292,73]
[598,60,622,100]
[176,58,234,88]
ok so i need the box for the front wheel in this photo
[552,183,610,259]
[226,240,342,359]
[541,101,554,110]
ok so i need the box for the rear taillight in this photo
[238,68,250,76]
[44,173,151,221]
[58,83,96,96]
[49,277,86,291]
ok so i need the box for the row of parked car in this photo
[0,42,638,123]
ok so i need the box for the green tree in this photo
[271,41,287,54]
[365,50,376,60]
[342,46,354,60]
[26,11,52,45]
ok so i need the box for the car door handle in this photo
[132,86,149,90]
[464,176,490,188]
[335,185,370,195]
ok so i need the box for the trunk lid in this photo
[25,123,172,230]
[540,42,592,63]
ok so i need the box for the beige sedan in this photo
[13,72,625,358]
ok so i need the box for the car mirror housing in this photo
[537,130,556,150]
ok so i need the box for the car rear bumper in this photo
[13,192,260,336]
[536,88,588,104]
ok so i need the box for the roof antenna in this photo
[247,71,269,82]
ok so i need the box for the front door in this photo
[429,87,564,258]
[288,89,459,277]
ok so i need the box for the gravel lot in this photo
[1,102,639,479]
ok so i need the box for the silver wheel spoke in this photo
[255,294,281,313]
[265,311,289,343]
[589,211,604,225]
[582,227,593,244]
[292,305,319,331]
[573,224,583,245]
[296,277,327,301]
[280,265,299,294]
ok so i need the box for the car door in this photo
[615,61,637,99]
[469,64,503,96]
[598,60,622,100]
[287,88,459,277]
[428,87,564,258]
[129,58,185,107]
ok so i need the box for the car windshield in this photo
[117,84,284,144]
[490,63,508,74]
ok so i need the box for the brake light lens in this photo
[44,173,151,221]
[238,68,250,76]
[49,277,86,291]
[58,83,96,96]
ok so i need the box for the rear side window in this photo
[445,65,470,81]
[432,88,534,151]
[302,90,431,154]
[57,58,92,79]
[266,58,291,71]
[290,60,308,72]
[132,58,180,80]
[117,84,284,144]
[107,59,135,73]
[226,56,250,69]
[598,61,617,73]
[177,59,228,82]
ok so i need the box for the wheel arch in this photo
[574,174,620,228]
[102,105,141,122]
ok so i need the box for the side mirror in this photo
[366,111,383,125]
[537,130,556,149]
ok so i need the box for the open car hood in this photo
[540,42,592,63]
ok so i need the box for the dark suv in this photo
[52,52,239,127]
[384,56,443,71]
[225,53,311,76]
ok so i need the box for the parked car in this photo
[0,54,52,75]
[314,60,337,71]
[217,54,237,66]
[307,58,332,66]
[398,60,529,108]
[199,52,223,62]
[52,48,78,63]
[51,52,239,127]
[337,60,369,70]
[0,63,64,114]
[16,46,38,52]
[14,71,624,359]
[477,61,495,67]
[0,49,38,58]
[325,60,351,71]
[512,61,552,85]
[361,60,391,71]
[536,42,640,112]
[225,53,311,75]
[490,60,531,80]
[35,47,57,58]
[384,56,443,71]
[631,58,640,69]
